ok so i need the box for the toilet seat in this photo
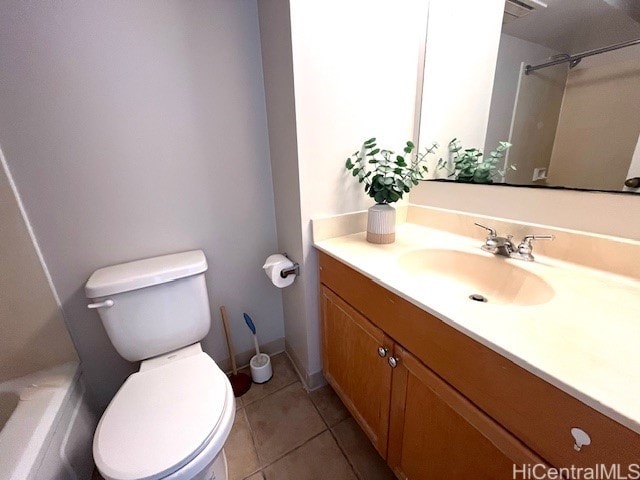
[94,348,231,480]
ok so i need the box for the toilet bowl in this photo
[93,344,234,480]
[85,251,235,480]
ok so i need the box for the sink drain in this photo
[469,293,488,303]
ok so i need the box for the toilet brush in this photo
[220,306,251,396]
[243,313,273,384]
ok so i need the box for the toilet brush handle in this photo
[253,335,261,357]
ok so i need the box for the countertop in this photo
[314,223,640,435]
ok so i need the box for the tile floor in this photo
[93,353,396,480]
[227,353,395,480]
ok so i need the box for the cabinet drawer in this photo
[319,251,640,469]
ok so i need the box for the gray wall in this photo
[0,1,284,409]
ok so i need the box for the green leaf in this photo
[345,158,353,169]
[364,137,376,145]
[407,141,415,148]
[369,148,380,155]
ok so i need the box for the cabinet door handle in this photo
[388,356,398,368]
[378,346,389,358]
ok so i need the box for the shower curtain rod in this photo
[525,37,640,75]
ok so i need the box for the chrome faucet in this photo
[474,223,554,262]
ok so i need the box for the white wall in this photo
[262,0,427,382]
[505,60,568,185]
[419,0,504,176]
[0,1,284,408]
[624,134,640,193]
[484,34,561,157]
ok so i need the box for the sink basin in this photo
[397,249,555,306]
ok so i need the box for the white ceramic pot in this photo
[367,203,396,244]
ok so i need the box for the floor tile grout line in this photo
[236,406,264,480]
[239,375,299,407]
[328,419,363,480]
[307,387,340,431]
[255,429,330,474]
[242,381,330,473]
[239,385,329,478]
[237,357,344,478]
[307,392,361,479]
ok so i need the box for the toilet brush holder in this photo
[250,353,272,384]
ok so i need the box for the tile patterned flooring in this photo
[93,353,395,480]
[228,353,395,480]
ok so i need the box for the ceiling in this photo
[502,0,640,54]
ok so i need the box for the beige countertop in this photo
[314,222,640,435]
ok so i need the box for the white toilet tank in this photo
[85,250,211,362]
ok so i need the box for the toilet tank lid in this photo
[85,250,208,298]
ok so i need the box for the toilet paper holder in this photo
[280,253,300,278]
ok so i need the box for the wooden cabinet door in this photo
[388,345,546,480]
[321,286,393,457]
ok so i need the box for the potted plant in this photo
[345,137,438,244]
[438,138,514,183]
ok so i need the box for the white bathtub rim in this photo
[0,361,80,480]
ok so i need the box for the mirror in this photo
[419,0,640,193]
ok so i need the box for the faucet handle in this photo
[474,222,497,237]
[517,234,555,258]
[475,223,498,250]
[520,234,555,244]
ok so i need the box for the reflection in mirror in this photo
[422,0,640,193]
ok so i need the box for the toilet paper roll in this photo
[263,254,296,288]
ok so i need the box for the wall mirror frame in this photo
[416,0,640,195]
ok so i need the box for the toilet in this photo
[85,250,235,480]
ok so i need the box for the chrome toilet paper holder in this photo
[280,253,300,278]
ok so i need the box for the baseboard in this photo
[284,340,327,391]
[306,369,327,391]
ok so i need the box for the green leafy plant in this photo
[437,138,514,183]
[345,137,439,204]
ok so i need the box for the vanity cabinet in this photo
[318,251,640,478]
[321,282,542,479]
[388,344,543,479]
[321,286,392,456]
